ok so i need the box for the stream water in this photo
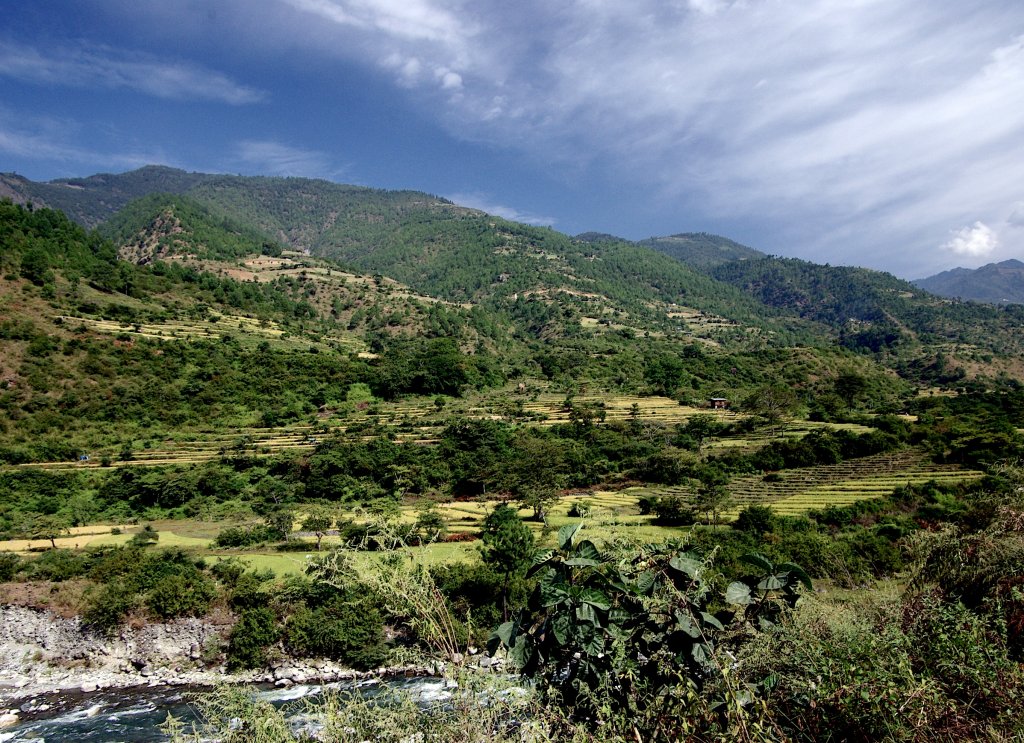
[2,677,449,742]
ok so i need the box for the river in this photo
[2,677,450,742]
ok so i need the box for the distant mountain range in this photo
[914,260,1024,304]
[5,165,1024,377]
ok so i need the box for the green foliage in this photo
[0,551,21,581]
[733,505,776,535]
[227,606,279,671]
[146,571,216,619]
[213,524,278,548]
[490,525,810,738]
[82,582,140,631]
[285,592,388,670]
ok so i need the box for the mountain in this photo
[99,193,283,264]
[1,167,812,346]
[640,232,766,269]
[0,166,209,228]
[706,256,1024,367]
[7,165,1024,384]
[914,260,1024,304]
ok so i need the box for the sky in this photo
[2,1,1024,279]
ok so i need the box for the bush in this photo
[0,552,21,581]
[227,607,279,671]
[83,583,140,630]
[146,572,216,619]
[733,505,776,535]
[213,524,275,548]
[652,496,697,526]
[285,593,388,670]
[23,549,87,581]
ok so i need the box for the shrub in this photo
[213,524,275,548]
[733,505,776,535]
[23,549,87,582]
[0,551,21,581]
[285,594,387,670]
[83,583,140,630]
[227,607,279,671]
[652,496,697,525]
[146,572,216,619]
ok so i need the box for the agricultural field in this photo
[630,448,986,519]
[11,384,872,472]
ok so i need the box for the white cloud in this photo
[74,0,1024,275]
[447,192,556,226]
[233,140,343,179]
[0,40,265,104]
[943,221,999,257]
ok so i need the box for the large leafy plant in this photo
[489,524,810,739]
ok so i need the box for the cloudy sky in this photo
[2,0,1023,278]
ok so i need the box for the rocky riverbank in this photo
[0,605,447,728]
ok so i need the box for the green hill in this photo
[640,232,766,269]
[914,259,1024,304]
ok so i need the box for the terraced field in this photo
[630,449,985,520]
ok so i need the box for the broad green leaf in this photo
[757,575,785,591]
[583,630,605,657]
[564,558,601,567]
[608,608,631,625]
[725,581,752,605]
[558,523,582,551]
[552,613,572,646]
[632,570,656,595]
[700,611,724,631]
[580,588,611,611]
[532,548,555,565]
[740,552,773,573]
[576,602,598,625]
[777,562,813,590]
[575,540,601,562]
[691,642,710,665]
[669,553,702,579]
[494,620,516,647]
[540,581,567,607]
[674,609,700,638]
[509,636,531,667]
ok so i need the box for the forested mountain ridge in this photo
[703,256,1024,376]
[639,231,766,269]
[6,166,1024,383]
[914,259,1024,304]
[1,167,811,346]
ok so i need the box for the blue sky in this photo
[2,0,1024,278]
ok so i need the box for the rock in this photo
[80,682,98,693]
[275,678,294,688]
[0,711,19,728]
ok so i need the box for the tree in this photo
[26,514,71,549]
[302,508,333,552]
[834,372,868,409]
[479,504,535,620]
[743,383,799,434]
[498,433,567,523]
[264,509,294,541]
[695,483,731,530]
[681,414,719,453]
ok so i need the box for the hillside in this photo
[639,232,766,269]
[914,259,1024,304]
[1,168,821,347]
[7,166,1024,385]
